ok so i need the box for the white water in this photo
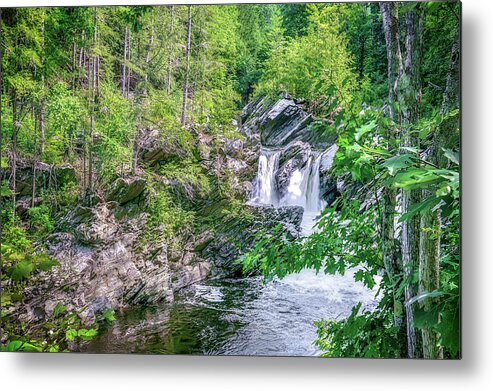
[251,149,281,206]
[253,147,328,234]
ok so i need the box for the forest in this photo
[0,1,460,358]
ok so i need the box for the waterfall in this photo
[252,149,281,206]
[251,146,329,235]
[305,153,327,213]
[280,156,313,208]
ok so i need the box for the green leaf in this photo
[65,329,78,341]
[399,196,440,222]
[2,341,42,352]
[19,342,42,352]
[9,260,34,281]
[101,308,116,322]
[400,146,419,154]
[381,154,417,176]
[413,306,440,329]
[438,304,460,357]
[406,290,444,306]
[4,340,23,352]
[442,148,459,165]
[392,168,442,190]
[355,120,377,141]
[77,328,98,341]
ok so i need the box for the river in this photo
[85,269,379,355]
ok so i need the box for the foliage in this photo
[27,204,55,236]
[315,302,400,358]
[1,303,116,352]
[256,4,358,118]
[145,188,196,241]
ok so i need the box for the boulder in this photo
[138,128,187,167]
[319,144,340,206]
[107,177,147,205]
[241,97,337,149]
[199,204,303,277]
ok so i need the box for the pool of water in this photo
[84,269,380,356]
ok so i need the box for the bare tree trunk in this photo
[127,29,131,97]
[72,41,77,95]
[78,34,84,90]
[142,21,154,96]
[88,55,94,190]
[31,106,38,208]
[380,2,406,356]
[39,18,46,158]
[398,5,424,359]
[39,98,45,159]
[166,6,175,95]
[181,5,192,126]
[88,9,97,190]
[11,94,18,217]
[96,51,100,96]
[123,26,128,96]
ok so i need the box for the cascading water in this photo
[280,156,313,208]
[251,149,281,206]
[253,147,327,235]
[300,152,327,235]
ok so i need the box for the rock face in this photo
[319,144,340,205]
[137,128,187,167]
[26,197,211,326]
[241,97,336,149]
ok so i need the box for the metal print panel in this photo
[0,1,461,358]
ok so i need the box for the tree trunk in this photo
[40,18,46,158]
[142,21,154,96]
[72,41,77,95]
[123,26,128,96]
[166,5,175,95]
[31,106,38,208]
[127,29,131,97]
[88,55,94,190]
[379,2,406,356]
[419,29,459,360]
[11,94,18,217]
[397,5,424,359]
[88,9,98,190]
[181,5,192,126]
